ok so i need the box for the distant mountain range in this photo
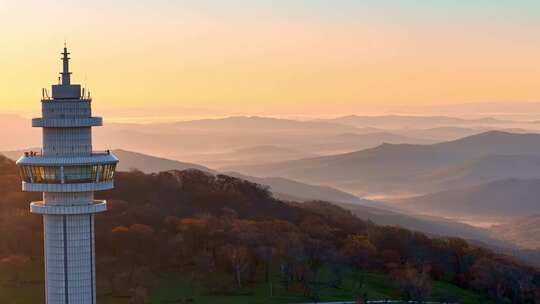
[321,115,509,128]
[397,127,483,141]
[3,114,539,169]
[165,116,357,132]
[225,172,363,205]
[91,116,364,162]
[396,178,540,218]
[112,149,214,173]
[491,216,540,249]
[228,131,540,196]
[414,154,540,191]
[305,132,435,155]
[387,102,540,121]
[336,202,509,248]
[195,145,318,168]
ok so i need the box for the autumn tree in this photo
[342,234,377,270]
[392,264,432,301]
[220,244,251,289]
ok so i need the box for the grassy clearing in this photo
[150,268,493,304]
[0,262,492,304]
[431,281,493,304]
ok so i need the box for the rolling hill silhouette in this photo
[491,216,540,249]
[398,178,540,218]
[228,131,540,195]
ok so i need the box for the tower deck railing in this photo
[23,150,112,158]
[23,151,43,157]
[41,98,92,102]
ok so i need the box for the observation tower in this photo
[16,46,118,304]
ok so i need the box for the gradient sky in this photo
[1,0,539,119]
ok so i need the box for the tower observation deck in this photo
[16,46,118,304]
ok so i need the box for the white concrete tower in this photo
[17,46,118,304]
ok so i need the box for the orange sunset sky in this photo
[1,0,539,120]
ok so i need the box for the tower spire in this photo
[61,45,71,85]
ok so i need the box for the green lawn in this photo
[0,262,492,304]
[431,281,493,304]
[150,268,493,304]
